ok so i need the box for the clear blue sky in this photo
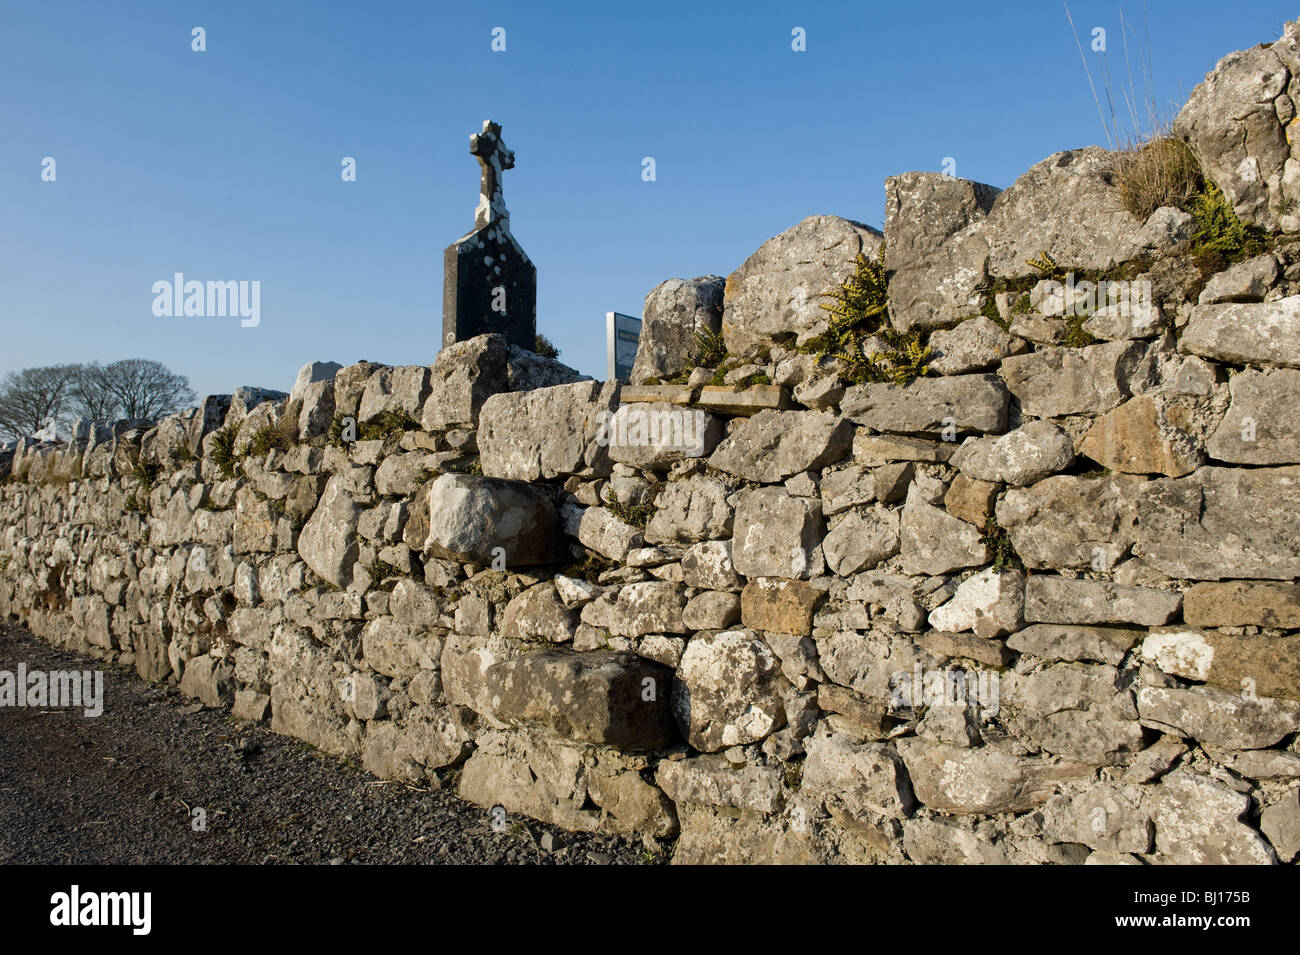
[2,1,1295,400]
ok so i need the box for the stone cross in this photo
[470,120,514,230]
[441,120,537,353]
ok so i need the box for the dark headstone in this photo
[442,120,537,352]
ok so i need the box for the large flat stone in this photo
[478,380,619,481]
[1180,296,1300,369]
[996,474,1145,570]
[422,473,563,566]
[999,341,1145,418]
[897,739,1093,814]
[485,649,678,750]
[732,487,824,580]
[1183,580,1300,629]
[1140,627,1300,703]
[842,374,1010,436]
[707,410,852,483]
[1134,466,1300,580]
[883,172,1000,332]
[1207,368,1300,464]
[1024,575,1181,626]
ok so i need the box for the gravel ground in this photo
[0,623,663,865]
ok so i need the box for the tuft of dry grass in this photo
[1115,135,1202,222]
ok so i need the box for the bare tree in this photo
[100,359,195,421]
[0,365,79,440]
[68,362,121,423]
[0,359,196,440]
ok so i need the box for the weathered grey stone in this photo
[579,581,687,638]
[1261,789,1300,862]
[927,316,1018,375]
[290,360,342,403]
[363,705,473,780]
[1134,466,1300,580]
[951,421,1074,486]
[630,276,725,385]
[681,540,744,591]
[1126,205,1195,254]
[357,365,430,425]
[644,474,734,545]
[1004,664,1143,764]
[903,817,1009,864]
[1149,771,1277,864]
[1078,394,1205,476]
[656,755,784,814]
[1206,746,1300,780]
[996,474,1145,570]
[1137,685,1300,749]
[732,487,824,580]
[1024,576,1180,626]
[801,731,914,823]
[672,630,789,752]
[576,507,644,562]
[1042,784,1153,854]
[984,146,1144,276]
[332,361,383,419]
[819,466,875,516]
[1199,253,1280,304]
[373,451,443,498]
[501,583,577,644]
[928,568,1025,639]
[604,404,722,471]
[422,473,563,566]
[721,214,883,357]
[897,739,1092,814]
[899,487,988,576]
[999,341,1145,418]
[853,433,957,464]
[682,590,742,630]
[296,474,361,588]
[420,334,509,430]
[842,374,1010,435]
[478,380,620,481]
[504,345,589,393]
[179,655,235,708]
[822,505,900,576]
[1006,624,1142,665]
[485,649,677,749]
[707,410,852,483]
[1174,24,1296,231]
[1207,368,1300,464]
[296,379,336,440]
[883,172,1000,332]
[1180,296,1300,369]
[361,616,440,678]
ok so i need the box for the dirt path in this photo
[0,624,658,865]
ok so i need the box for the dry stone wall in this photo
[4,23,1300,865]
